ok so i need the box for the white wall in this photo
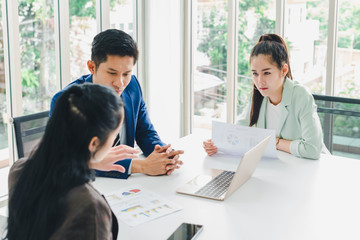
[144,0,183,143]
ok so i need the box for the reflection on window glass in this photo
[236,0,276,120]
[284,0,329,95]
[193,0,228,131]
[110,0,134,37]
[0,1,9,198]
[332,0,360,159]
[69,0,96,80]
[18,0,57,114]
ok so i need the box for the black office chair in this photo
[11,111,50,159]
[313,94,360,156]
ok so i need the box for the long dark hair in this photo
[249,33,292,126]
[6,84,123,240]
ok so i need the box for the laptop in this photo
[176,135,271,201]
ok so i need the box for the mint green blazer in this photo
[238,79,323,159]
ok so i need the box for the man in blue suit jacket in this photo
[50,29,183,179]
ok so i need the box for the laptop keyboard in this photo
[195,171,235,198]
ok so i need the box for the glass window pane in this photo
[0,0,9,197]
[315,99,360,160]
[18,0,57,114]
[110,0,134,37]
[236,0,276,120]
[332,0,360,159]
[69,0,96,80]
[336,0,360,99]
[193,0,228,131]
[284,0,329,94]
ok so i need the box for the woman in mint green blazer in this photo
[204,34,323,159]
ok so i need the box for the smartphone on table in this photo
[167,223,203,240]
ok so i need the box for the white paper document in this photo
[212,121,278,158]
[105,185,182,227]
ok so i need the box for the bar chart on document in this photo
[105,185,182,227]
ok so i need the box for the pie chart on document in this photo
[227,133,240,146]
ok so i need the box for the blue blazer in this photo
[50,74,165,179]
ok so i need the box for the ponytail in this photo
[257,34,292,79]
[249,33,292,126]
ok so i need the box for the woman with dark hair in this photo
[5,84,138,240]
[204,34,323,159]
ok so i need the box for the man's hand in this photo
[163,145,184,175]
[89,145,139,172]
[132,144,184,176]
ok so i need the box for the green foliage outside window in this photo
[198,0,275,77]
[308,1,360,50]
[197,0,274,119]
[69,0,96,19]
[19,0,126,112]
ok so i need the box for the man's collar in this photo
[85,74,93,83]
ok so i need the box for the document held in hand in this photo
[212,121,278,159]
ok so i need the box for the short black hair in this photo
[91,29,139,70]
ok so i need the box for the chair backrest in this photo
[11,111,49,159]
[0,214,7,237]
[313,94,360,157]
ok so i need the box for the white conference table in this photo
[93,132,360,240]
